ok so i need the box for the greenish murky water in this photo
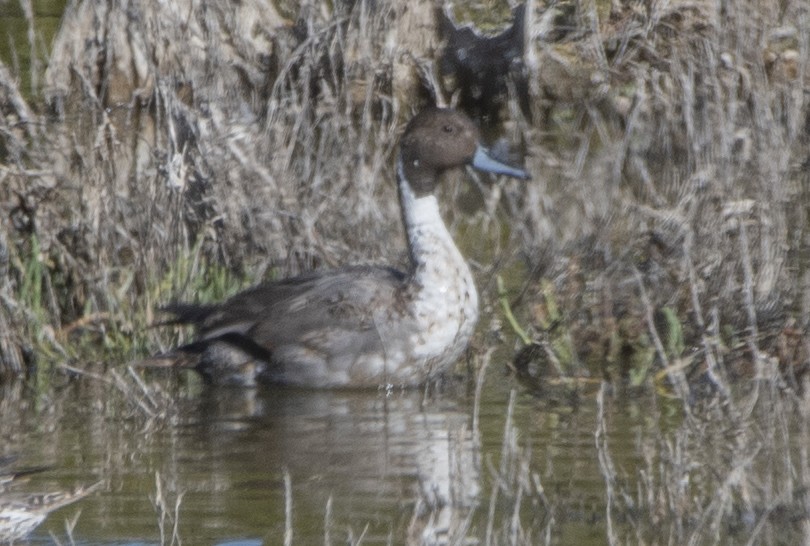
[0,361,683,545]
[0,0,65,98]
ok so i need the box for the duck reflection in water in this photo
[185,387,481,543]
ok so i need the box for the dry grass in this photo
[592,380,810,545]
[505,0,810,392]
[401,355,810,545]
[0,0,808,394]
[0,0,411,378]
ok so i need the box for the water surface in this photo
[1,364,683,545]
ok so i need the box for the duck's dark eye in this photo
[442,124,455,134]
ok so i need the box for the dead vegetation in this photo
[0,0,808,396]
[2,2,810,542]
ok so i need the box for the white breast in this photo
[397,175,480,373]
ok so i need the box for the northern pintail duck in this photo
[157,108,529,387]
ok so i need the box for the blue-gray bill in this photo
[472,146,530,180]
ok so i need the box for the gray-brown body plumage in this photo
[156,108,529,387]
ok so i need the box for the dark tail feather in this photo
[134,334,269,371]
[131,341,211,370]
[155,302,216,326]
[136,334,270,387]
